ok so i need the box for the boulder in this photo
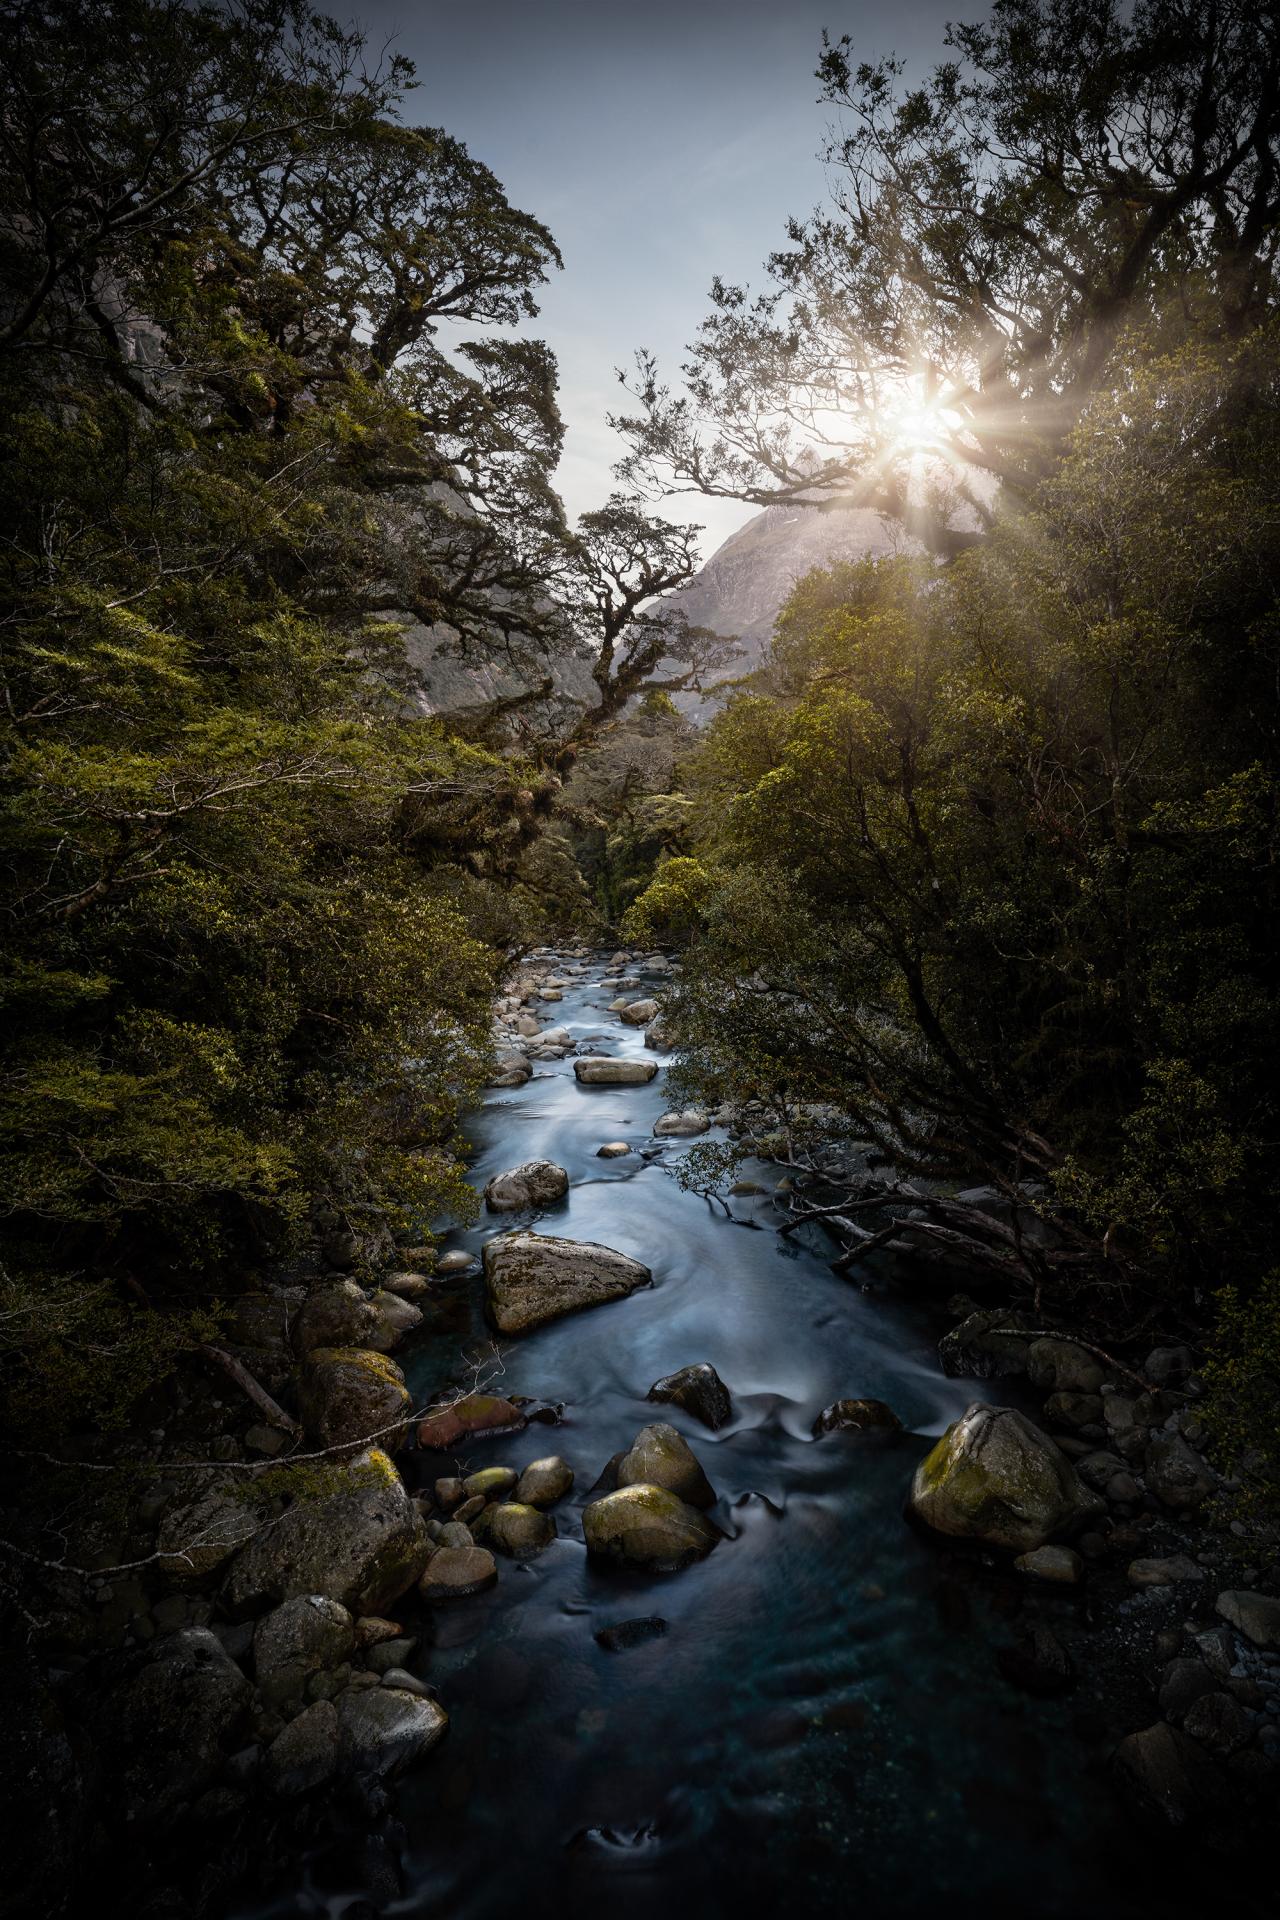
[1014,1545,1083,1583]
[1111,1722,1229,1826]
[483,1159,570,1212]
[483,1231,652,1336]
[296,1279,378,1355]
[938,1310,1031,1379]
[435,1249,475,1276]
[155,1479,261,1581]
[997,1625,1075,1695]
[908,1404,1105,1551]
[1144,1345,1194,1387]
[264,1700,340,1797]
[1215,1589,1280,1649]
[81,1629,251,1826]
[812,1398,902,1438]
[1159,1658,1219,1721]
[619,999,659,1026]
[653,1109,710,1137]
[461,1465,518,1502]
[300,1347,411,1455]
[254,1594,355,1710]
[1182,1690,1253,1756]
[367,1290,424,1352]
[487,1051,532,1087]
[1043,1390,1103,1430]
[648,1363,732,1431]
[472,1502,555,1557]
[336,1686,448,1778]
[1127,1555,1206,1589]
[583,1484,720,1571]
[224,1449,430,1617]
[644,1016,674,1051]
[514,1456,574,1507]
[574,1056,659,1086]
[617,1422,715,1508]
[1144,1430,1217,1510]
[1025,1337,1105,1395]
[418,1544,498,1599]
[597,1141,632,1158]
[416,1393,526,1450]
[381,1272,430,1299]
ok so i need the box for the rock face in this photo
[648,1363,732,1431]
[583,1484,720,1570]
[224,1449,430,1617]
[617,1422,715,1508]
[300,1347,411,1454]
[574,1055,659,1086]
[908,1404,1104,1552]
[84,1629,251,1826]
[253,1594,354,1711]
[813,1398,902,1437]
[483,1158,570,1212]
[336,1686,448,1778]
[483,1230,652,1335]
[416,1392,526,1450]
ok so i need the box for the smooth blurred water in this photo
[254,957,1254,1920]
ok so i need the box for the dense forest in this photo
[2,1,1278,1916]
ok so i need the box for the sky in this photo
[362,0,963,557]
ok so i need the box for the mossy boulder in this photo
[155,1478,261,1581]
[300,1346,411,1455]
[583,1483,720,1571]
[909,1404,1104,1551]
[616,1422,715,1508]
[223,1449,430,1617]
[514,1456,574,1507]
[253,1594,354,1712]
[461,1466,518,1502]
[472,1501,555,1557]
[483,1230,652,1335]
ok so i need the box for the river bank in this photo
[7,944,1277,1920]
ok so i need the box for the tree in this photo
[612,0,1280,553]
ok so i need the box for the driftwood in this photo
[198,1343,301,1435]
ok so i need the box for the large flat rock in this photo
[483,1231,652,1335]
[574,1056,659,1086]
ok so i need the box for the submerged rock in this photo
[813,1398,902,1438]
[300,1347,411,1455]
[224,1449,430,1617]
[483,1159,570,1212]
[595,1616,668,1652]
[574,1055,659,1086]
[583,1484,719,1571]
[416,1393,526,1450]
[617,1422,715,1508]
[483,1230,652,1335]
[908,1404,1104,1552]
[648,1363,732,1431]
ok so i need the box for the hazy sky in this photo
[364,0,962,556]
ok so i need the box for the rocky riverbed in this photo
[9,944,1277,1920]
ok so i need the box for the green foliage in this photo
[665,327,1279,1329]
[1202,1275,1280,1521]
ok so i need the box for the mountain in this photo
[664,501,906,704]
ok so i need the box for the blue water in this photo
[264,954,1252,1920]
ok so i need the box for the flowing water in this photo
[256,955,1252,1920]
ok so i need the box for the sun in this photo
[882,384,963,456]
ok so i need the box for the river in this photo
[256,950,1251,1920]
